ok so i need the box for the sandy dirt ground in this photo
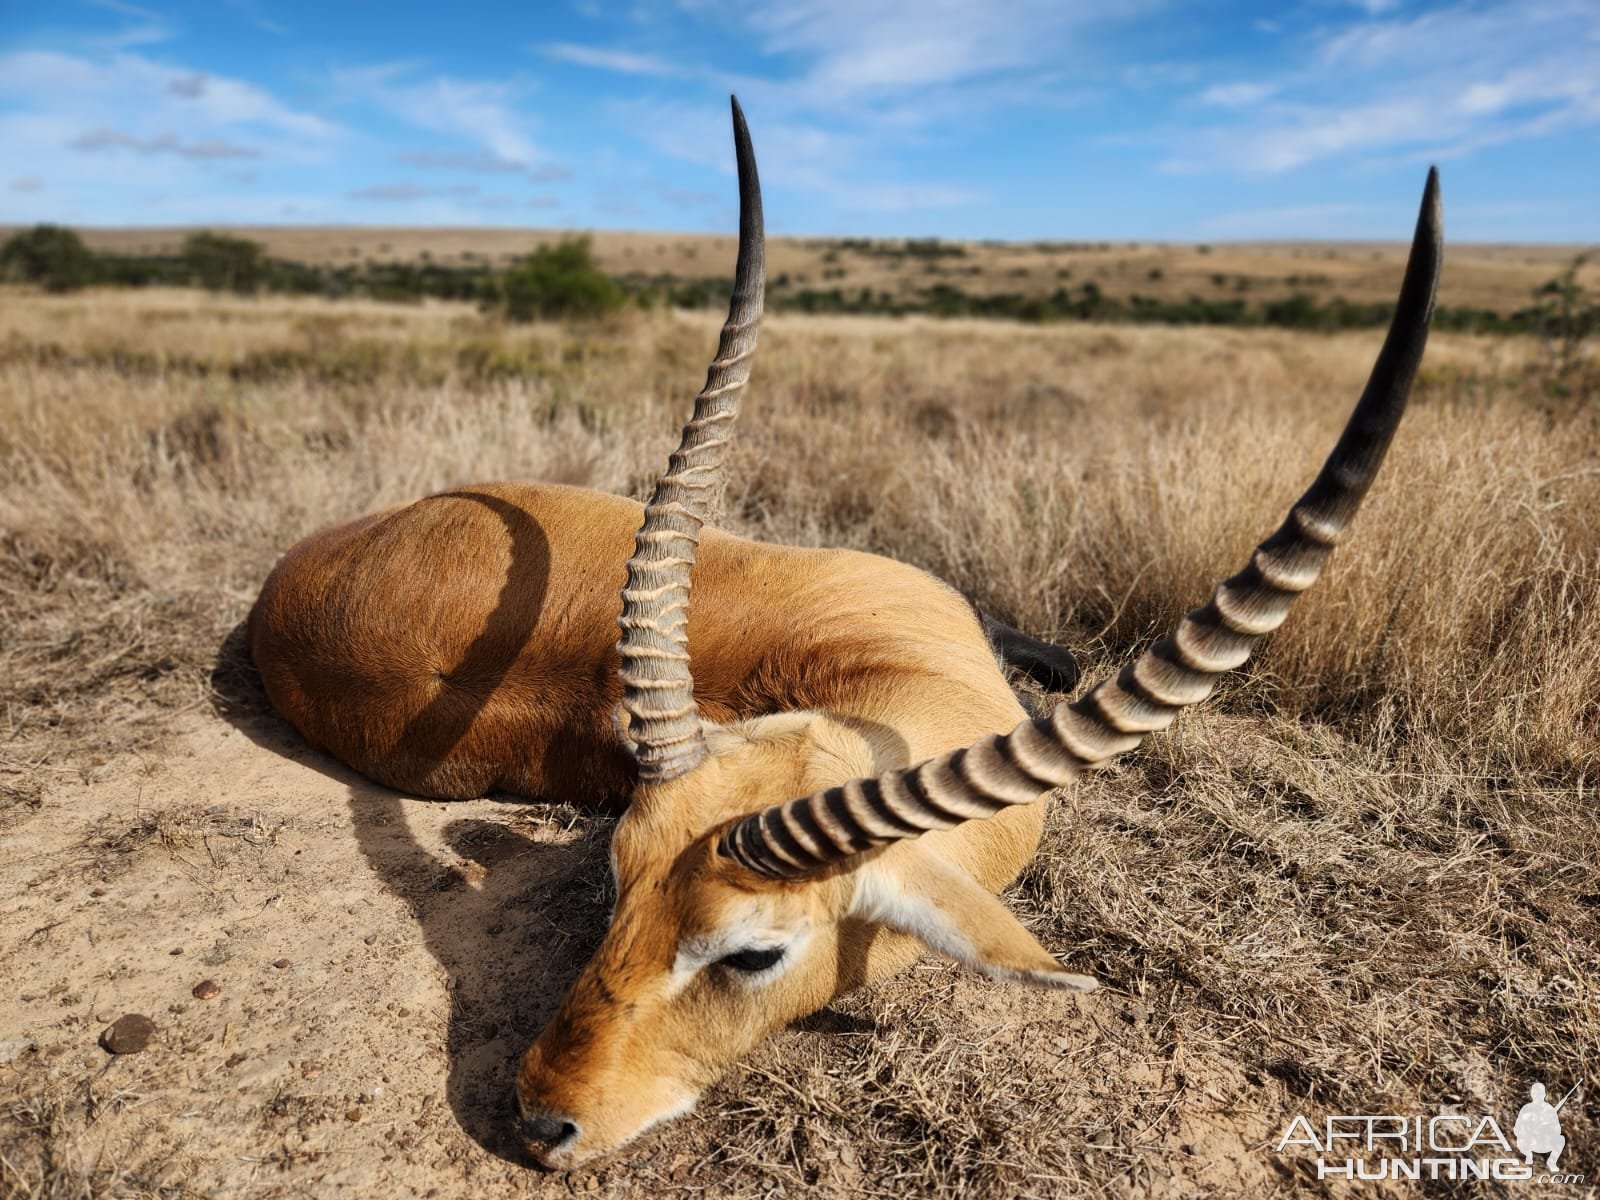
[2,678,1299,1199]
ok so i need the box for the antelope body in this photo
[249,481,1036,821]
[247,99,1444,1169]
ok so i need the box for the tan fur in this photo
[249,481,1026,810]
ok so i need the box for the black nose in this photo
[517,1110,579,1150]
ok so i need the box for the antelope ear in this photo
[850,844,1097,991]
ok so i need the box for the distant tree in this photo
[487,237,624,321]
[183,231,267,293]
[1531,252,1598,402]
[0,224,95,291]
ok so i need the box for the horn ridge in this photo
[718,167,1442,880]
[617,96,765,784]
[819,786,878,853]
[860,774,933,837]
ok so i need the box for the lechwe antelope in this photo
[248,99,1442,1168]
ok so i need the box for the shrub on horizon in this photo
[0,224,95,291]
[485,237,625,321]
[183,231,268,293]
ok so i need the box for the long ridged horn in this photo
[617,96,765,783]
[721,167,1442,879]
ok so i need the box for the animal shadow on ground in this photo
[211,621,614,1168]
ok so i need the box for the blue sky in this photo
[1,0,1596,240]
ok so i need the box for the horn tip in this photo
[1422,165,1442,237]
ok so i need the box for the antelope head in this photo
[514,97,1444,1168]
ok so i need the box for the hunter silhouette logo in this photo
[1516,1082,1575,1171]
[1274,1079,1585,1184]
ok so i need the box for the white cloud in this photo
[547,0,1131,224]
[396,149,530,173]
[223,0,289,36]
[543,43,680,77]
[612,97,980,217]
[1163,0,1600,174]
[0,49,338,224]
[1198,82,1276,108]
[821,181,982,212]
[0,50,335,141]
[728,0,1109,99]
[556,0,1139,123]
[333,63,540,165]
[348,182,480,201]
[87,0,174,47]
[393,150,573,182]
[70,127,261,159]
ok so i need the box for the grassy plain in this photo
[25,224,1600,314]
[1,283,1596,1198]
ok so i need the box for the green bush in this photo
[487,237,624,321]
[183,231,267,293]
[0,225,95,291]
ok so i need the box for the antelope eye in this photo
[719,945,786,973]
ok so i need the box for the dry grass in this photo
[1,284,1596,1198]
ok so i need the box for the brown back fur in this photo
[248,481,1030,825]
